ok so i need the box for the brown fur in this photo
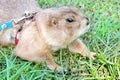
[15,7,96,72]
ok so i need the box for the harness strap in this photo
[15,31,21,45]
[1,12,37,45]
[0,21,13,30]
[0,12,36,31]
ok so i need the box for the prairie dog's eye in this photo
[66,18,74,23]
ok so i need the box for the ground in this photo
[0,0,120,80]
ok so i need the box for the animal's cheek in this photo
[70,22,80,29]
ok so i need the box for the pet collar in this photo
[0,21,13,30]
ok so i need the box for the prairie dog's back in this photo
[0,0,40,23]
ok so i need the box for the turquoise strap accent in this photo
[0,24,2,30]
[0,21,13,30]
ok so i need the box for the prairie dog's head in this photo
[36,7,89,46]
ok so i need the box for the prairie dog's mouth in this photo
[83,25,90,33]
[78,25,90,36]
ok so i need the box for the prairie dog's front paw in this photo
[55,66,64,72]
[90,52,97,60]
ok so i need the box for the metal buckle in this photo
[12,12,35,24]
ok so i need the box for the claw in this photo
[58,69,72,75]
[90,52,97,60]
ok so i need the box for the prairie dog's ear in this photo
[51,17,58,27]
[47,17,58,27]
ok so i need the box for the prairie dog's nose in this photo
[85,17,89,25]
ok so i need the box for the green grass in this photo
[0,0,120,80]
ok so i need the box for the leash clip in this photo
[12,12,35,24]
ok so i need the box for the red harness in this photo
[14,12,37,45]
[15,31,21,45]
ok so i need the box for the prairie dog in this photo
[15,7,96,72]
